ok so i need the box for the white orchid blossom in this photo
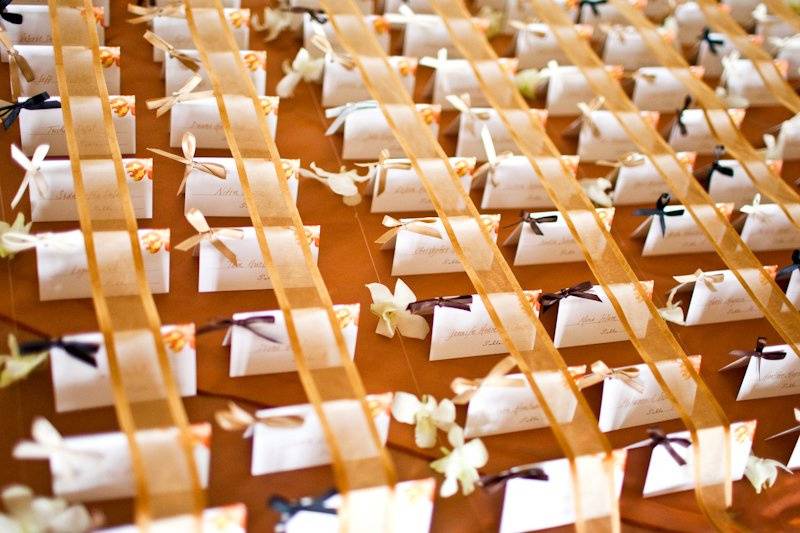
[0,213,32,259]
[430,425,488,497]
[0,334,48,388]
[251,7,300,42]
[0,484,95,533]
[298,163,373,205]
[275,48,324,98]
[744,454,792,494]
[391,392,456,448]
[366,279,430,339]
[580,177,614,207]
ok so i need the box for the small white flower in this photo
[252,7,299,42]
[391,392,456,448]
[0,484,95,533]
[514,68,545,100]
[430,426,488,497]
[276,48,324,98]
[365,279,430,339]
[580,177,614,207]
[744,454,792,494]
[0,334,48,388]
[0,214,32,259]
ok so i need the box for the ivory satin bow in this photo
[473,126,512,186]
[575,360,644,393]
[740,193,766,221]
[13,417,102,478]
[147,132,227,195]
[215,402,304,439]
[311,24,354,69]
[447,93,490,134]
[146,75,212,117]
[175,208,244,266]
[450,355,524,404]
[0,29,34,99]
[0,231,77,253]
[574,96,605,138]
[374,215,442,244]
[126,3,184,24]
[10,143,49,209]
[143,30,200,72]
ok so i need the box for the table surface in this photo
[2,1,800,531]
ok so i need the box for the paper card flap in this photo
[629,216,652,240]
[502,222,523,247]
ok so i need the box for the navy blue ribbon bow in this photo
[407,294,473,315]
[778,249,800,279]
[700,27,724,55]
[478,465,549,488]
[0,0,22,24]
[703,145,734,185]
[648,428,691,466]
[729,336,787,377]
[539,281,602,312]
[675,96,692,137]
[269,489,338,532]
[634,193,684,237]
[0,92,61,131]
[579,0,607,16]
[18,338,99,368]
[287,6,327,24]
[197,315,280,344]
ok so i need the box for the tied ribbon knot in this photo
[539,281,601,312]
[447,93,491,134]
[375,215,442,244]
[126,2,184,24]
[728,336,787,377]
[10,143,49,209]
[777,249,800,279]
[146,75,212,117]
[576,360,644,394]
[474,126,512,186]
[0,92,61,131]
[143,30,200,72]
[13,417,103,478]
[703,145,734,184]
[579,0,608,17]
[478,465,549,488]
[197,315,280,345]
[215,402,303,439]
[407,295,473,315]
[573,97,605,138]
[311,25,354,69]
[700,27,724,55]
[0,0,21,24]
[633,193,684,237]
[269,490,338,532]
[513,211,559,236]
[675,95,691,137]
[660,268,725,324]
[18,338,99,368]
[324,100,378,135]
[175,208,244,267]
[450,355,524,404]
[147,132,227,195]
[286,6,328,24]
[647,428,691,466]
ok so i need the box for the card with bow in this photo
[660,267,777,326]
[667,107,746,155]
[703,154,781,209]
[164,48,266,95]
[422,52,518,110]
[150,8,249,62]
[425,290,541,360]
[15,0,112,26]
[611,152,695,206]
[590,356,701,432]
[391,11,488,58]
[672,1,708,46]
[169,95,279,150]
[629,420,755,497]
[250,394,392,475]
[18,94,135,156]
[377,214,500,276]
[479,154,577,210]
[722,56,789,107]
[695,30,738,78]
[779,250,800,308]
[502,207,614,265]
[196,225,320,293]
[451,103,548,160]
[302,14,389,59]
[498,450,627,533]
[774,35,800,81]
[548,280,654,348]
[99,504,247,533]
[719,337,800,400]
[545,64,623,116]
[226,304,359,376]
[322,55,415,108]
[601,25,670,72]
[513,23,589,70]
[50,324,196,412]
[631,66,703,112]
[734,196,800,252]
[575,108,660,162]
[12,45,119,97]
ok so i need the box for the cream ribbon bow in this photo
[575,96,605,137]
[324,100,378,135]
[251,6,299,42]
[146,75,213,117]
[420,49,449,92]
[10,143,49,209]
[575,360,644,394]
[297,162,373,205]
[596,151,646,181]
[276,48,324,99]
[215,402,303,439]
[473,126,512,186]
[355,150,415,197]
[143,30,200,72]
[126,2,184,24]
[450,355,525,404]
[375,215,442,244]
[147,132,227,195]
[1,231,77,253]
[0,29,34,100]
[13,417,102,479]
[740,193,766,221]
[397,4,437,25]
[175,208,244,267]
[447,93,490,134]
[659,269,725,324]
[311,23,354,69]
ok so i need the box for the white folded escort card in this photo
[576,109,659,162]
[673,1,707,46]
[1,5,105,61]
[394,13,488,58]
[601,26,673,72]
[426,291,540,360]
[197,225,320,292]
[723,0,760,26]
[776,113,800,160]
[251,394,391,475]
[424,54,518,110]
[502,208,614,266]
[723,57,788,107]
[227,304,359,376]
[277,479,434,533]
[379,215,500,276]
[99,504,247,533]
[547,281,654,348]
[630,194,734,256]
[668,108,746,155]
[704,156,781,208]
[369,157,474,213]
[479,155,577,210]
[321,56,416,108]
[611,152,695,206]
[22,156,153,222]
[775,35,800,80]
[32,228,170,301]
[695,31,738,78]
[633,420,755,497]
[19,95,136,156]
[51,324,197,413]
[514,23,592,70]
[184,159,299,217]
[13,45,120,97]
[631,67,702,113]
[498,451,627,533]
[579,0,640,25]
[165,49,266,95]
[326,101,440,160]
[151,8,249,62]
[662,267,777,326]
[303,15,390,59]
[735,198,800,252]
[720,338,800,400]
[545,64,622,116]
[593,357,701,432]
[170,96,279,149]
[453,107,548,160]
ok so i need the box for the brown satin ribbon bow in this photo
[647,428,691,466]
[406,295,473,316]
[539,281,602,312]
[197,315,280,344]
[478,464,549,488]
[175,208,244,267]
[727,336,787,378]
[143,30,200,72]
[147,131,227,195]
[146,75,212,117]
[576,360,644,393]
[514,211,559,236]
